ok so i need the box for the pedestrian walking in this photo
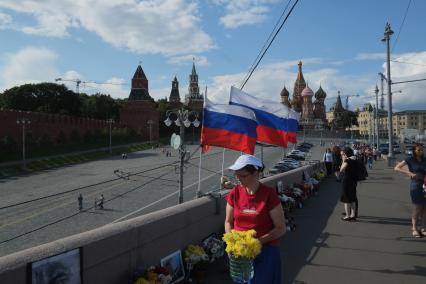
[367,154,373,170]
[78,193,83,211]
[323,148,333,175]
[394,143,426,238]
[339,147,358,221]
[332,146,342,181]
[99,194,105,209]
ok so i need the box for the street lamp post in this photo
[16,112,31,169]
[147,120,154,142]
[374,85,380,148]
[164,108,200,203]
[107,119,114,154]
[382,22,394,165]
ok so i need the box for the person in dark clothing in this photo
[78,193,83,211]
[394,143,426,238]
[339,147,358,221]
[323,148,333,175]
[332,146,342,181]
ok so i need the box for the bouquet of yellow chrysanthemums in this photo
[222,229,261,259]
[184,244,209,265]
[223,229,261,283]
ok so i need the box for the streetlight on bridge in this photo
[164,108,200,203]
[147,120,154,142]
[16,111,31,169]
[106,119,114,154]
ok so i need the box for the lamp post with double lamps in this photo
[381,22,394,165]
[106,118,114,153]
[147,120,154,142]
[164,109,200,203]
[374,85,380,148]
[16,112,31,169]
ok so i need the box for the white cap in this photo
[228,155,263,171]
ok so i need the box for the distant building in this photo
[120,64,160,140]
[325,91,346,129]
[291,61,306,113]
[280,86,291,108]
[168,76,182,109]
[357,108,426,139]
[184,62,204,113]
[282,61,327,129]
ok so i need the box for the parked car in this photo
[378,143,389,153]
[393,144,401,154]
[405,145,413,156]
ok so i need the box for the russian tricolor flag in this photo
[201,97,257,154]
[229,86,300,146]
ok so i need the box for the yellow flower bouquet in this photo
[222,229,261,259]
[222,229,262,283]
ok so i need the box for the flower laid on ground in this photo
[184,244,209,265]
[202,235,225,262]
[222,229,261,259]
[133,266,172,284]
[314,171,326,181]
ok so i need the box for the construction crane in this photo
[55,78,82,93]
[55,78,126,94]
[344,93,360,110]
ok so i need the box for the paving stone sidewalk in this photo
[203,159,425,284]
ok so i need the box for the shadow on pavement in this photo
[355,215,411,226]
[282,176,340,284]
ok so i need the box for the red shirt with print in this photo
[226,183,281,246]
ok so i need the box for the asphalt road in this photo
[0,140,324,257]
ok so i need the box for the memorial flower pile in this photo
[184,244,209,266]
[133,266,172,284]
[202,235,225,262]
[222,229,261,259]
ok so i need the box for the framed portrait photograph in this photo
[160,250,185,284]
[31,248,81,284]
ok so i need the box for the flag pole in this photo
[221,148,226,189]
[196,146,202,198]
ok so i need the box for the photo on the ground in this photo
[31,248,81,284]
[160,250,185,283]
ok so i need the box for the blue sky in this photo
[0,0,425,112]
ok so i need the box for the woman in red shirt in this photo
[223,154,285,284]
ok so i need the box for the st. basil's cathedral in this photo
[280,61,328,129]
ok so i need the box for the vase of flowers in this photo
[222,229,261,283]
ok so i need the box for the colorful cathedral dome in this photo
[315,86,327,99]
[280,86,289,97]
[301,85,314,97]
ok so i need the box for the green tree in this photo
[0,83,82,115]
[81,93,120,120]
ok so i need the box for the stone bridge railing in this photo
[0,163,322,284]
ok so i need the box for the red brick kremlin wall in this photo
[0,109,119,145]
[120,101,160,140]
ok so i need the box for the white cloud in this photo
[0,47,129,98]
[220,6,269,28]
[168,55,209,66]
[381,51,426,110]
[82,77,129,99]
[206,55,426,112]
[0,46,59,91]
[0,0,214,55]
[212,0,279,29]
[355,53,386,60]
[0,12,12,29]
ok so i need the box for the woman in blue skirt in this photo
[394,143,426,238]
